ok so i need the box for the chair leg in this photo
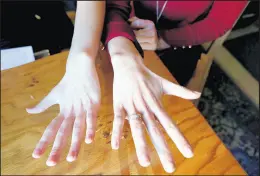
[186,54,214,107]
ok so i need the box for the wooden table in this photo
[1,51,247,175]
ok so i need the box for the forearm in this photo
[69,1,105,59]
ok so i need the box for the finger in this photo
[26,91,57,114]
[125,102,150,167]
[85,104,98,144]
[128,16,139,23]
[130,18,154,30]
[67,106,85,162]
[46,114,74,166]
[32,114,64,158]
[142,84,193,158]
[161,78,201,99]
[135,34,154,43]
[111,103,125,150]
[139,42,154,51]
[134,29,156,37]
[134,93,175,173]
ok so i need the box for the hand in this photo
[129,16,170,51]
[26,52,101,166]
[108,37,200,173]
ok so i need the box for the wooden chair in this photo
[66,11,76,24]
[186,2,257,107]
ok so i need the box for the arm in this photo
[160,1,248,46]
[69,1,105,59]
[27,1,105,164]
[102,1,143,57]
[107,36,201,173]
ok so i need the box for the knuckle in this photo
[56,131,64,138]
[45,126,54,135]
[151,125,161,136]
[73,122,81,130]
[86,112,94,120]
[87,129,94,134]
[51,147,59,155]
[57,126,66,136]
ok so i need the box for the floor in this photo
[198,32,259,176]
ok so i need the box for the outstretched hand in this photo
[108,37,200,173]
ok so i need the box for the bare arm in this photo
[28,2,105,165]
[69,1,105,59]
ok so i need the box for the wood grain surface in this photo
[1,50,247,175]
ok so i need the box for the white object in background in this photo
[1,46,35,71]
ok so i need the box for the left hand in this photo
[129,17,170,51]
[107,37,201,173]
[129,17,158,50]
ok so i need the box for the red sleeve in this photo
[160,1,248,47]
[102,1,143,56]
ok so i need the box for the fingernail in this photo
[46,160,56,167]
[32,149,42,158]
[26,108,31,113]
[32,152,40,159]
[141,160,150,167]
[66,155,76,162]
[165,163,175,173]
[140,155,151,167]
[85,137,93,144]
[185,146,194,158]
[85,138,92,144]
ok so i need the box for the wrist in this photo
[66,52,96,73]
[68,47,97,61]
[107,37,139,57]
[107,36,143,70]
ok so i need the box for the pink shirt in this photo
[102,1,247,52]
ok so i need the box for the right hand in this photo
[108,37,200,173]
[26,52,101,166]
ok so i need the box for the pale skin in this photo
[108,36,200,173]
[129,16,171,51]
[27,1,105,166]
[27,2,201,173]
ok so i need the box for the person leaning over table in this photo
[26,1,200,173]
[101,0,247,173]
[104,1,247,86]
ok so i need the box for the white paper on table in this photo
[1,46,35,71]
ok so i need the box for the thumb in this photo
[161,78,201,100]
[26,94,56,114]
[130,18,153,30]
[128,16,139,23]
